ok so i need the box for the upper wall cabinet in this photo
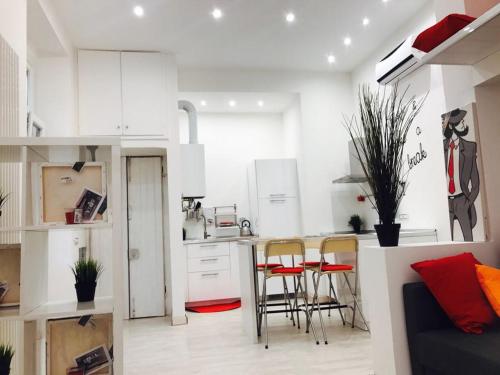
[78,50,169,137]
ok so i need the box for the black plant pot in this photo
[374,223,401,247]
[75,281,97,302]
[0,363,11,375]
[352,224,362,234]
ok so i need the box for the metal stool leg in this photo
[299,275,319,345]
[263,277,269,349]
[314,272,328,344]
[328,274,346,326]
[283,278,296,327]
[343,272,369,331]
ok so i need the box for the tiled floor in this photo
[124,308,374,374]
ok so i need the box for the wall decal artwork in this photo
[442,104,486,242]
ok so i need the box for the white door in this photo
[255,159,299,198]
[78,50,122,135]
[121,52,168,136]
[257,197,301,237]
[127,157,165,318]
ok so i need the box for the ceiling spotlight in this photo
[257,100,264,107]
[228,100,236,107]
[343,37,352,46]
[327,54,336,64]
[285,12,296,23]
[212,8,223,20]
[200,100,207,107]
[382,0,389,3]
[362,17,370,26]
[133,5,144,17]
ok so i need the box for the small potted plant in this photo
[345,84,426,246]
[0,190,9,217]
[71,258,103,302]
[0,344,14,375]
[348,214,363,234]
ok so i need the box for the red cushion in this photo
[411,252,496,334]
[413,14,476,53]
[321,264,353,272]
[257,263,283,269]
[271,267,304,274]
[299,261,329,267]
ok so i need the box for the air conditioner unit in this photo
[376,35,423,85]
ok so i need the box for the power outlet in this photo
[79,247,87,261]
[399,213,409,220]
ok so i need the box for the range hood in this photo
[332,139,368,184]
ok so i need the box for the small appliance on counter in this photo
[214,204,240,238]
[240,219,253,237]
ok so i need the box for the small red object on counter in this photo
[357,195,366,202]
[65,211,75,224]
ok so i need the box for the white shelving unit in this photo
[0,137,123,375]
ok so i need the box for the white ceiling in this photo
[51,0,429,72]
[179,92,296,113]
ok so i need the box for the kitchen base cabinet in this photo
[185,241,241,303]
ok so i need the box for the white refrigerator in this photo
[248,159,302,237]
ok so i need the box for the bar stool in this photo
[260,238,319,349]
[310,236,369,344]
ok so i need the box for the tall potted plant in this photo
[344,84,425,246]
[0,344,14,375]
[0,190,9,217]
[71,258,103,302]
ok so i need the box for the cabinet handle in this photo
[200,244,218,248]
[201,272,219,277]
[200,258,219,262]
[270,199,286,203]
[269,193,286,197]
[125,125,129,129]
[117,125,121,129]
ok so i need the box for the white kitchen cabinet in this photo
[121,52,168,136]
[78,50,123,136]
[78,50,168,137]
[257,197,301,237]
[185,241,241,303]
[255,159,299,198]
[187,270,232,302]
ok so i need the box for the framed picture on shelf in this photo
[34,162,107,225]
[74,345,112,374]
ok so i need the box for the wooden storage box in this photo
[0,244,21,307]
[46,313,113,375]
[35,162,107,225]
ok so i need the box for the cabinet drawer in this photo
[188,256,230,273]
[187,270,231,302]
[187,242,229,259]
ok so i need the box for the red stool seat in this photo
[257,263,283,269]
[271,267,304,274]
[321,264,353,272]
[299,261,329,267]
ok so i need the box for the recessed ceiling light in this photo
[228,100,236,107]
[362,17,370,26]
[285,12,296,23]
[257,100,264,107]
[212,8,223,20]
[343,37,352,46]
[382,0,389,3]
[200,100,207,107]
[327,54,336,64]
[133,5,144,17]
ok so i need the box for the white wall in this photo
[0,0,27,136]
[349,4,457,240]
[179,111,286,235]
[178,69,354,235]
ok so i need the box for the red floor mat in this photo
[186,300,241,313]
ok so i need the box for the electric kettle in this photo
[240,219,253,237]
